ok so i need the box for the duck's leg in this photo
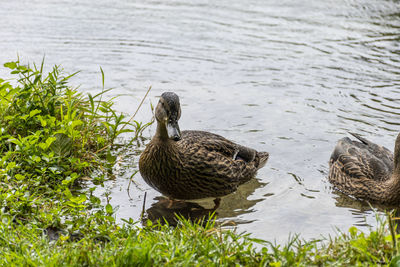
[166,198,174,208]
[213,198,221,210]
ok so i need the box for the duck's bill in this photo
[167,120,181,141]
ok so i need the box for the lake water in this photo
[1,0,399,243]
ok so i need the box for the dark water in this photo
[1,0,400,242]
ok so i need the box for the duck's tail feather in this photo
[348,132,370,145]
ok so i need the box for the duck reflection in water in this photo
[142,178,267,226]
[143,197,216,227]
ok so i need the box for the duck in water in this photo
[139,92,269,208]
[329,132,400,205]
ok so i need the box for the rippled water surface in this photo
[1,0,400,242]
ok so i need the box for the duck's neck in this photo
[372,133,400,204]
[393,133,400,177]
[154,120,169,142]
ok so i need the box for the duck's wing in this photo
[178,130,258,162]
[177,144,259,196]
[349,132,393,169]
[176,130,265,188]
[329,136,393,182]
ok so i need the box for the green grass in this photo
[1,58,400,266]
[1,214,400,266]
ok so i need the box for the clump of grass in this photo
[0,59,148,237]
[262,218,393,266]
[0,60,139,180]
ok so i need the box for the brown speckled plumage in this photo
[329,132,400,205]
[139,92,269,201]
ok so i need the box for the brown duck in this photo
[329,132,400,205]
[139,92,269,207]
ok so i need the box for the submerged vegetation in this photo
[1,59,400,266]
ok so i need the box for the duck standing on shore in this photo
[139,92,269,208]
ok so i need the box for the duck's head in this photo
[155,92,182,141]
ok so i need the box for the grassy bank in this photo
[0,59,400,266]
[1,211,399,266]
